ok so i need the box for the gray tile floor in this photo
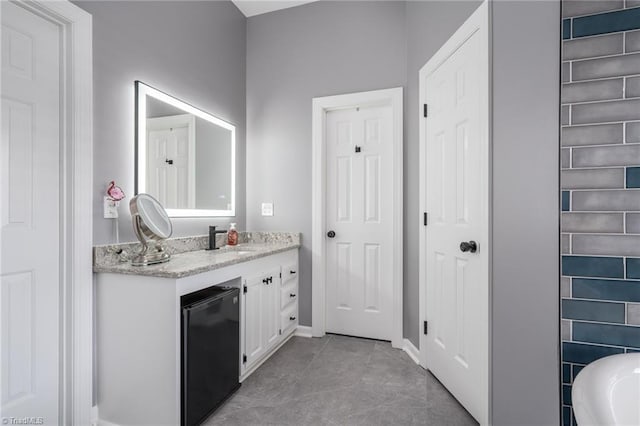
[204,334,478,426]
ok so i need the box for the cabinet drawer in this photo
[280,303,298,334]
[280,280,298,310]
[282,263,298,285]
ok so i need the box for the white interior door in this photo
[147,115,195,208]
[1,1,62,422]
[325,104,394,341]
[420,3,489,424]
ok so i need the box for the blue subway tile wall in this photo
[563,406,571,426]
[562,384,572,406]
[562,191,570,211]
[626,167,640,188]
[561,2,640,425]
[561,255,624,277]
[562,363,571,383]
[562,341,624,364]
[572,278,640,302]
[627,257,640,278]
[572,7,640,37]
[571,364,583,380]
[563,19,572,39]
[561,299,626,322]
[573,322,640,348]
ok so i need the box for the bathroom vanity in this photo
[93,233,300,425]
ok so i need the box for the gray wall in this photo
[246,1,407,327]
[78,1,561,421]
[74,0,246,244]
[491,1,560,425]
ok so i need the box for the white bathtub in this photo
[572,352,640,426]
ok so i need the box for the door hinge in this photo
[423,321,428,335]
[243,285,247,294]
[242,354,247,364]
[423,104,428,118]
[423,212,428,226]
[280,272,282,278]
[279,329,282,335]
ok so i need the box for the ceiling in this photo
[231,0,319,17]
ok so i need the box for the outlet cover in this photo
[261,202,274,216]
[104,196,119,218]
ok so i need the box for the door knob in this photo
[327,230,336,238]
[460,241,478,253]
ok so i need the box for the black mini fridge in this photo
[181,285,240,426]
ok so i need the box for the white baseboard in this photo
[97,419,121,426]
[294,325,313,338]
[91,405,98,426]
[402,338,420,364]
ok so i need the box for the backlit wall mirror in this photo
[135,81,236,217]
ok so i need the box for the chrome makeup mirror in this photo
[135,81,236,217]
[130,193,173,266]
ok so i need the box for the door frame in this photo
[0,1,94,423]
[311,87,403,348]
[146,114,197,208]
[418,1,490,424]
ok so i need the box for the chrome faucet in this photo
[206,226,227,250]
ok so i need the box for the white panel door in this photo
[325,105,393,341]
[147,116,193,209]
[261,268,280,350]
[1,2,61,423]
[244,269,280,369]
[423,17,488,423]
[243,275,264,367]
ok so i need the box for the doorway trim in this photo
[418,1,490,424]
[311,87,403,348]
[5,1,94,424]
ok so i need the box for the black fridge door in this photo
[182,288,240,426]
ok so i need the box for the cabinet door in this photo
[244,275,264,367]
[262,268,281,350]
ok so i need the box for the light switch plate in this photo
[104,196,119,218]
[261,202,274,216]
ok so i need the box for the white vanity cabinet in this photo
[243,268,280,369]
[95,248,298,426]
[280,262,299,335]
[242,263,299,375]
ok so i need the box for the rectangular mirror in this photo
[135,81,235,217]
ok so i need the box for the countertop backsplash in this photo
[93,232,301,269]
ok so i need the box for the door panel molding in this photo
[311,87,403,349]
[418,1,490,425]
[0,1,93,424]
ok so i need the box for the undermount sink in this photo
[572,352,640,426]
[216,245,259,256]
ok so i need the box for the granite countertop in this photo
[93,232,300,279]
